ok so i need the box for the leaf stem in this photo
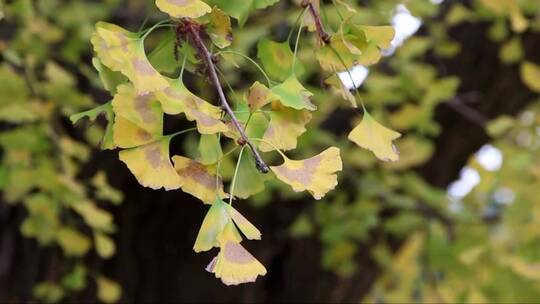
[291,10,306,74]
[181,20,270,174]
[250,138,287,160]
[229,146,246,205]
[216,50,273,87]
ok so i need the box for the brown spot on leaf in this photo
[132,58,156,76]
[144,145,163,169]
[134,94,157,123]
[272,155,322,187]
[223,242,255,264]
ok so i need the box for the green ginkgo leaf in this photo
[257,39,304,81]
[348,111,402,162]
[155,0,211,19]
[70,102,116,150]
[520,61,540,93]
[271,74,316,111]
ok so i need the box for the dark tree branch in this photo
[179,20,270,174]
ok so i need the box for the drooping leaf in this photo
[112,84,163,148]
[157,78,228,134]
[193,199,239,252]
[172,155,227,203]
[91,22,168,94]
[224,204,261,240]
[260,102,312,152]
[257,39,304,81]
[155,0,211,19]
[119,137,181,190]
[206,222,266,285]
[325,74,357,107]
[234,152,268,199]
[271,147,342,200]
[348,111,402,162]
[271,74,316,111]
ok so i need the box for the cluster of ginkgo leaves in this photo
[72,0,401,285]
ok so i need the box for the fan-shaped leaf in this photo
[348,111,401,162]
[271,147,342,199]
[119,138,181,190]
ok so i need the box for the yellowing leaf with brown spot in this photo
[91,22,168,94]
[271,147,342,200]
[157,78,228,134]
[348,111,401,162]
[156,0,211,19]
[260,102,311,152]
[112,84,163,148]
[119,138,181,190]
[172,155,227,204]
[206,222,266,286]
[247,81,272,111]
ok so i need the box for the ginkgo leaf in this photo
[119,137,181,190]
[206,222,266,286]
[260,102,312,152]
[271,74,316,111]
[157,78,228,134]
[70,102,116,150]
[348,111,402,162]
[354,25,395,50]
[325,74,356,107]
[194,199,259,251]
[257,39,304,81]
[92,58,126,95]
[271,147,342,200]
[112,84,163,148]
[193,199,235,252]
[224,204,261,240]
[247,81,272,111]
[155,0,211,19]
[317,35,357,71]
[207,7,232,49]
[91,22,168,94]
[198,134,223,165]
[172,155,227,204]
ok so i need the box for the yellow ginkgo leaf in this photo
[172,155,227,204]
[224,204,261,240]
[157,78,228,134]
[155,0,211,19]
[206,222,266,286]
[119,138,181,190]
[260,102,312,152]
[91,22,168,94]
[271,147,342,200]
[247,81,272,111]
[348,111,401,162]
[112,84,163,148]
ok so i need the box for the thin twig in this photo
[180,20,270,173]
[301,0,330,43]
